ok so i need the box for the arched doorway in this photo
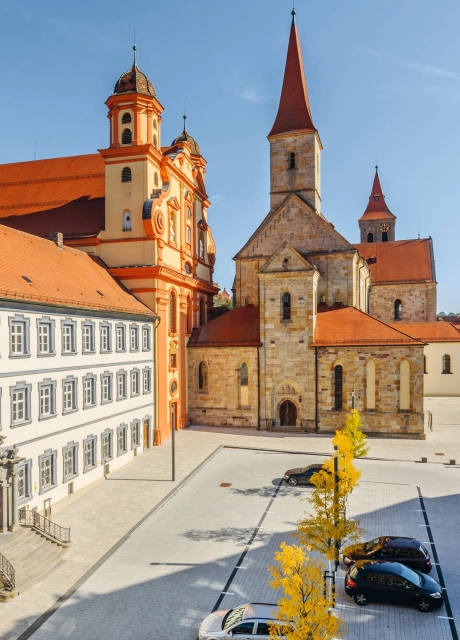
[279,400,297,426]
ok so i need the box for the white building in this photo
[0,227,158,531]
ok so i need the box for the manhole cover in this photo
[220,483,232,487]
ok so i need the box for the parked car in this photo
[342,536,432,573]
[345,560,443,612]
[283,463,324,486]
[198,603,286,639]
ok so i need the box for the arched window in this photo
[122,112,132,124]
[187,297,192,333]
[153,134,158,149]
[367,232,374,243]
[198,361,207,390]
[169,291,176,333]
[170,212,176,243]
[442,354,452,374]
[154,172,159,187]
[400,360,410,410]
[289,152,296,169]
[121,167,132,183]
[382,231,388,242]
[394,299,402,321]
[186,226,191,244]
[241,363,248,386]
[122,128,132,145]
[366,360,375,410]
[334,365,343,410]
[199,298,205,326]
[282,292,291,320]
[122,210,131,231]
[199,231,205,259]
[240,362,249,406]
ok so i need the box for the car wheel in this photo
[288,478,298,486]
[354,592,368,606]
[417,599,432,613]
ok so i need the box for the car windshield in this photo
[399,563,422,585]
[222,605,245,631]
[363,538,381,553]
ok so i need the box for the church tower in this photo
[358,168,396,243]
[268,10,322,213]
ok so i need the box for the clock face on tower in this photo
[380,223,390,233]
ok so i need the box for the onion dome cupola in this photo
[172,115,201,156]
[113,45,156,97]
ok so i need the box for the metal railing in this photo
[18,509,71,545]
[0,551,15,591]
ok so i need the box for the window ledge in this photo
[116,349,127,354]
[83,404,97,410]
[62,408,78,416]
[442,372,453,374]
[62,352,78,356]
[100,350,113,355]
[131,392,141,398]
[38,413,58,422]
[117,449,128,458]
[101,399,114,405]
[117,396,128,402]
[11,419,33,428]
[82,350,96,355]
[83,465,97,474]
[37,352,57,358]
[39,483,57,496]
[63,472,79,484]
[9,353,32,359]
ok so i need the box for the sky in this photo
[2,0,460,312]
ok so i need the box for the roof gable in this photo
[258,241,316,274]
[235,194,354,261]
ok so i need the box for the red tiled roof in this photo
[389,322,460,342]
[438,315,460,325]
[0,224,154,316]
[0,154,105,238]
[268,14,316,137]
[355,239,435,284]
[313,307,424,346]
[188,306,261,347]
[359,170,395,222]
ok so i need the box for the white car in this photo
[198,603,286,639]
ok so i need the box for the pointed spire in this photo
[133,44,138,67]
[359,168,396,220]
[269,11,316,137]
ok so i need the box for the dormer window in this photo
[289,152,296,170]
[122,128,132,145]
[122,112,132,124]
[121,167,132,183]
[123,211,132,231]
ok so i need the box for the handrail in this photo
[18,509,71,545]
[0,551,15,591]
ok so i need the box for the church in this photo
[187,10,439,438]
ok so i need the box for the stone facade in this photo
[317,345,425,438]
[370,282,437,324]
[359,219,396,243]
[188,347,259,427]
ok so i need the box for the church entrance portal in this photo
[279,400,297,426]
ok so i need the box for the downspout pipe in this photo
[315,346,319,433]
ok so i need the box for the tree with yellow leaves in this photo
[341,409,369,458]
[268,541,343,640]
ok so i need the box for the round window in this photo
[170,380,178,396]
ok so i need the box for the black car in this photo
[345,561,444,612]
[283,464,323,486]
[343,536,432,573]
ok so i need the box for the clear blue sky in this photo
[2,0,459,312]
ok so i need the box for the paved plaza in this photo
[0,399,459,639]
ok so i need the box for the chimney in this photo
[50,232,64,249]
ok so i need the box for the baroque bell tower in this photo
[268,10,322,213]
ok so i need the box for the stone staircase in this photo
[0,527,67,598]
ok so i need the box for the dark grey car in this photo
[283,463,323,486]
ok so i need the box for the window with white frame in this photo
[10,382,32,426]
[117,425,128,456]
[116,324,126,352]
[39,449,57,494]
[101,430,113,462]
[83,435,97,472]
[37,318,55,356]
[62,377,77,413]
[143,368,152,394]
[17,459,32,504]
[130,325,139,351]
[131,421,140,449]
[63,442,78,481]
[142,326,151,351]
[39,379,56,419]
[131,370,140,396]
[100,323,111,352]
[9,316,30,357]
[101,373,113,404]
[82,322,95,353]
[117,371,127,400]
[83,375,96,408]
[62,320,77,354]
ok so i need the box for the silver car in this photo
[198,603,286,639]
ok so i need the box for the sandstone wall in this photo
[188,346,259,427]
[370,282,437,323]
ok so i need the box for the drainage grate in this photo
[220,483,232,487]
